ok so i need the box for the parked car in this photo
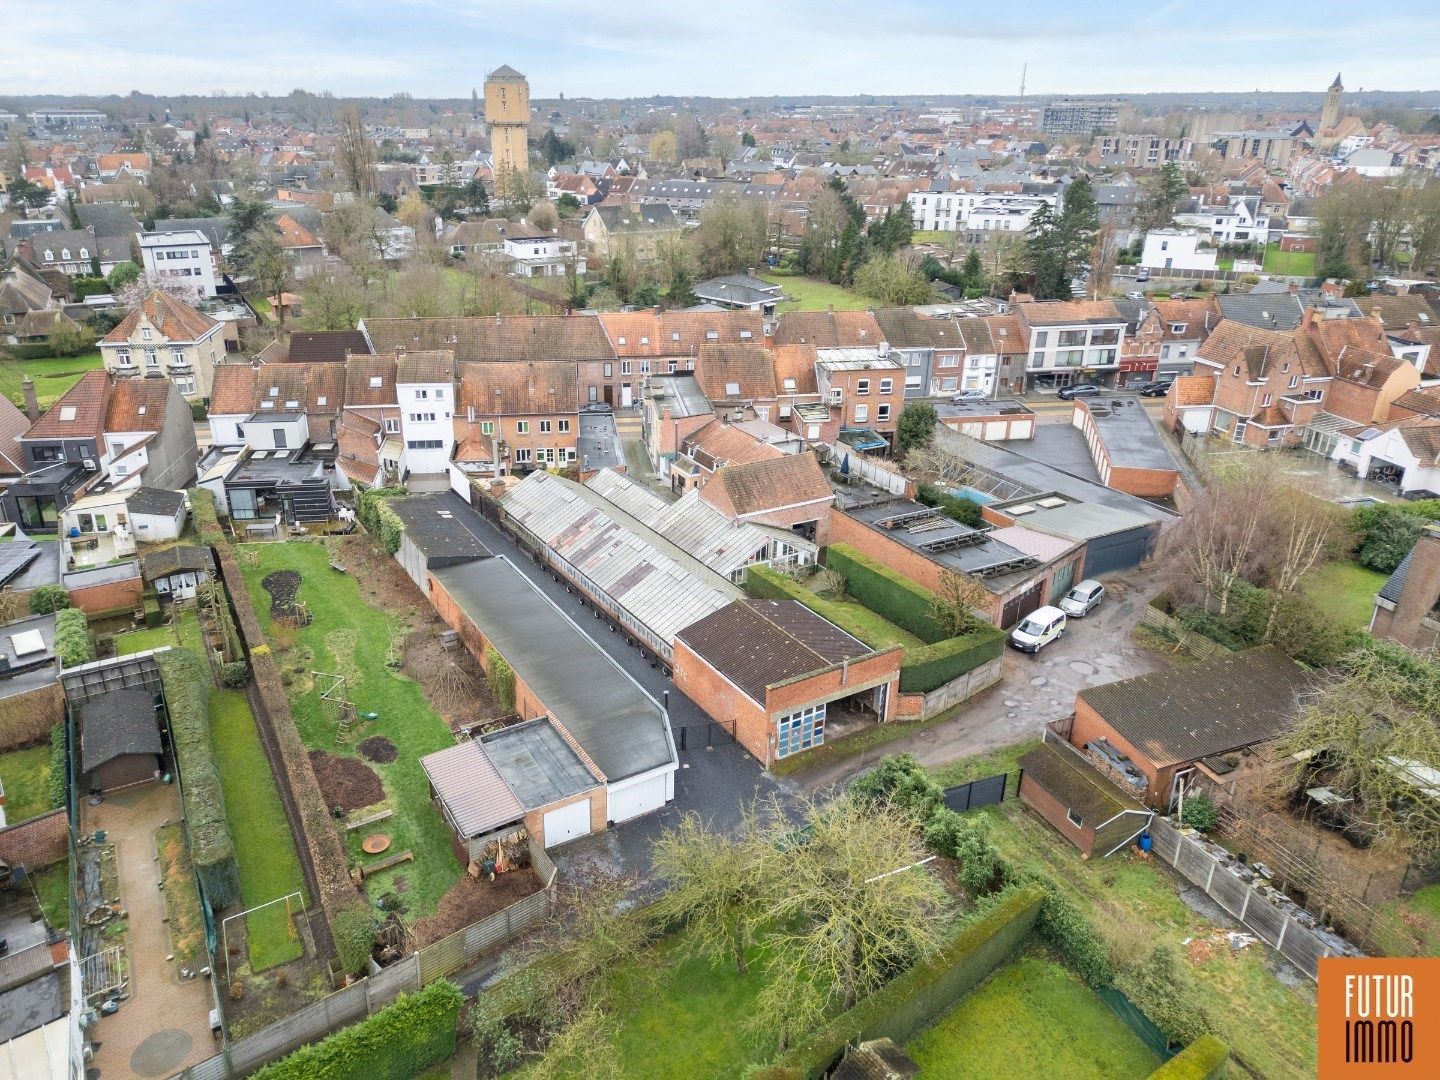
[1135,271,1151,283]
[1009,606,1067,653]
[1058,579,1106,618]
[951,389,989,403]
[1138,379,1174,397]
[1058,383,1103,400]
[1125,291,1146,301]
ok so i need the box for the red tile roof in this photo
[24,370,110,440]
[102,291,218,345]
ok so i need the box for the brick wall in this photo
[523,787,608,848]
[1375,530,1440,651]
[0,807,68,870]
[1322,378,1382,425]
[1017,771,1096,856]
[1108,464,1179,498]
[1069,696,1170,806]
[67,575,143,617]
[673,637,770,761]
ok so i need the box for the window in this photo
[879,378,893,394]
[1261,393,1272,407]
[856,379,870,395]
[117,348,131,366]
[513,448,533,463]
[776,703,826,758]
[783,377,797,392]
[940,377,958,391]
[406,439,444,450]
[640,360,650,374]
[369,376,383,388]
[415,388,429,399]
[435,388,445,400]
[1288,375,1299,389]
[410,412,436,422]
[515,420,530,434]
[384,418,400,433]
[1066,808,1084,828]
[1058,329,1086,347]
[853,404,869,423]
[480,421,495,435]
[61,248,71,260]
[877,403,891,421]
[620,361,632,375]
[142,327,153,341]
[539,419,552,433]
[1170,323,1186,334]
[172,347,185,363]
[939,354,958,367]
[557,419,571,433]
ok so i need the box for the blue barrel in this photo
[1138,832,1153,853]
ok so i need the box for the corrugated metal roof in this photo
[986,524,1079,563]
[503,471,742,650]
[420,739,525,839]
[585,469,776,578]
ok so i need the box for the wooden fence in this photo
[1137,605,1233,661]
[171,839,556,1079]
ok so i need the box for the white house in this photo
[396,352,455,478]
[1141,230,1217,272]
[1330,421,1440,496]
[137,230,218,298]
[503,234,585,278]
[1175,195,1270,246]
[1347,149,1404,179]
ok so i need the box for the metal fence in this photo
[1146,816,1362,981]
[171,840,556,1079]
[943,772,1010,813]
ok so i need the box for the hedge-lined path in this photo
[794,570,1170,792]
[86,784,217,1078]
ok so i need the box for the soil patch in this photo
[261,570,310,626]
[411,867,544,948]
[358,736,398,764]
[403,629,499,732]
[307,749,384,812]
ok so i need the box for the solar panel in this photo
[0,542,43,586]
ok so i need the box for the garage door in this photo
[607,773,668,824]
[542,799,591,848]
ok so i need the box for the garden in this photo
[758,271,870,311]
[0,352,104,410]
[235,538,487,930]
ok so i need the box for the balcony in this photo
[114,365,141,378]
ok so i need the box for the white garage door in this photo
[542,799,591,848]
[607,773,668,824]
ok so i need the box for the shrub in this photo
[1148,1034,1229,1080]
[484,646,516,713]
[924,810,1004,896]
[156,649,241,908]
[28,585,71,615]
[47,724,68,810]
[1029,878,1115,989]
[827,544,947,642]
[1352,503,1433,574]
[357,487,407,555]
[916,483,984,528]
[220,661,251,688]
[251,979,462,1080]
[1179,792,1220,833]
[1113,943,1219,1048]
[851,754,944,817]
[332,901,380,975]
[53,608,94,668]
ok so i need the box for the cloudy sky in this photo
[4,0,1439,99]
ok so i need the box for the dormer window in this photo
[259,400,274,410]
[317,395,327,406]
[61,249,71,260]
[640,336,649,345]
[617,336,627,345]
[285,400,300,409]
[706,330,719,341]
[43,250,54,261]
[783,378,797,392]
[672,332,681,341]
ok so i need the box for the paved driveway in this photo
[436,492,799,884]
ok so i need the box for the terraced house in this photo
[454,360,579,475]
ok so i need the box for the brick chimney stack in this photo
[21,375,38,421]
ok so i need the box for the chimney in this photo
[1371,307,1383,323]
[21,376,39,421]
[1306,308,1323,330]
[1288,283,1299,295]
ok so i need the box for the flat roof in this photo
[389,493,492,565]
[843,499,1041,586]
[1078,399,1179,473]
[578,410,624,472]
[0,614,59,700]
[989,494,1158,543]
[431,557,674,783]
[481,717,600,808]
[645,374,713,418]
[933,398,1034,418]
[225,446,329,487]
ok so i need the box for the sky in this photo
[4,0,1440,100]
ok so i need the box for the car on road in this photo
[1135,271,1151,283]
[950,390,990,403]
[1058,383,1103,400]
[1137,379,1174,397]
[1125,291,1146,301]
[1058,579,1106,618]
[1009,606,1067,653]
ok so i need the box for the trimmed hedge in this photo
[47,723,68,810]
[28,585,71,615]
[1147,1034,1228,1080]
[190,487,226,545]
[484,646,516,714]
[251,979,463,1080]
[753,885,1045,1080]
[156,648,242,908]
[826,544,946,643]
[899,631,1005,694]
[53,607,94,668]
[357,487,407,555]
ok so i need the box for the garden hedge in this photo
[53,607,94,668]
[251,979,463,1080]
[357,487,407,555]
[899,631,1005,694]
[1147,1034,1228,1079]
[826,544,947,643]
[753,885,1045,1080]
[156,648,242,908]
[48,723,68,810]
[190,487,226,545]
[28,585,71,615]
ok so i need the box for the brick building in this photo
[1016,742,1152,858]
[673,599,903,765]
[698,451,835,545]
[1371,524,1440,652]
[454,360,579,474]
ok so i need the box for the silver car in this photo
[1058,579,1105,618]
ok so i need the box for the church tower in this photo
[1320,72,1343,131]
[484,65,530,192]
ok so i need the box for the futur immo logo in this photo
[1320,958,1439,1076]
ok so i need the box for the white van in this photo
[1009,605,1067,653]
[1059,579,1105,618]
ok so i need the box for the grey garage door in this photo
[1083,526,1157,577]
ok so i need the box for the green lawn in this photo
[1303,560,1387,632]
[946,757,1317,1080]
[239,542,460,920]
[760,273,870,311]
[116,605,206,657]
[0,744,57,824]
[0,353,105,410]
[1377,884,1440,957]
[32,862,71,933]
[1262,244,1316,278]
[908,954,1160,1079]
[211,688,307,970]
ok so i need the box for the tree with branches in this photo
[335,104,377,195]
[930,569,992,637]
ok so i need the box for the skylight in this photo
[10,629,46,657]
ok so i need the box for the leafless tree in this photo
[930,569,991,636]
[335,105,377,196]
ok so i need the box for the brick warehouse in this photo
[673,599,903,766]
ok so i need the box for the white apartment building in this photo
[1174,196,1269,246]
[503,234,585,278]
[1140,230,1217,272]
[1016,301,1128,391]
[906,188,1058,233]
[137,230,218,298]
[397,354,455,477]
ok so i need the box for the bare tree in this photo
[335,104,377,196]
[527,200,559,232]
[930,569,991,636]
[1162,458,1274,615]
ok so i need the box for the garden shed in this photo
[140,544,215,600]
[79,687,162,792]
